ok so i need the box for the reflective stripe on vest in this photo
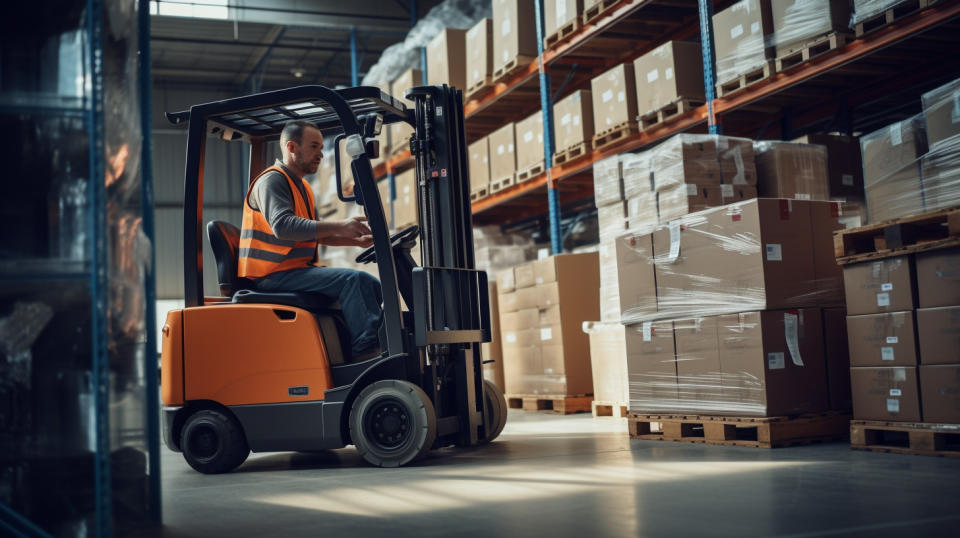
[237,165,319,279]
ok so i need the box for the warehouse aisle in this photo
[151,411,960,538]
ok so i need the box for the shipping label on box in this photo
[850,366,922,422]
[842,256,916,316]
[846,311,918,367]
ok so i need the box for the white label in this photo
[647,69,659,83]
[497,144,505,155]
[887,398,900,413]
[784,313,804,366]
[767,352,785,370]
[881,346,895,361]
[561,113,571,126]
[890,389,902,397]
[842,174,854,186]
[722,184,734,197]
[765,243,783,261]
[890,123,902,145]
[686,184,698,196]
[501,19,511,37]
[952,89,960,123]
[894,367,907,381]
[505,332,517,343]
[503,50,509,62]
[750,21,760,34]
[617,91,625,103]
[436,107,443,117]
[524,131,533,143]
[665,67,674,80]
[877,292,891,307]
[540,327,553,341]
[642,322,652,342]
[573,115,580,126]
[482,156,488,163]
[731,24,744,39]
[602,90,614,103]
[886,336,899,344]
[668,222,681,262]
[794,193,812,201]
[881,283,893,291]
[508,143,514,153]
[473,68,479,81]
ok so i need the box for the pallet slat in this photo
[507,394,593,415]
[775,32,851,72]
[592,122,638,151]
[716,61,775,98]
[850,419,960,458]
[489,174,516,194]
[582,0,620,26]
[465,75,494,100]
[493,55,535,83]
[591,400,629,418]
[516,161,545,183]
[627,411,850,448]
[554,141,590,165]
[545,18,581,48]
[833,206,960,264]
[638,98,704,131]
[854,0,932,37]
[470,186,489,202]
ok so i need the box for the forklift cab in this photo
[159,85,506,473]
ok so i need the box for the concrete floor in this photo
[146,411,960,538]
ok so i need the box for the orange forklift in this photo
[160,84,506,473]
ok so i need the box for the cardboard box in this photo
[792,133,864,201]
[545,0,581,38]
[593,155,624,206]
[652,199,817,318]
[591,63,638,131]
[755,141,829,200]
[846,311,918,367]
[721,184,757,205]
[850,366,922,422]
[492,0,538,74]
[625,320,678,412]
[389,68,422,153]
[919,364,960,423]
[922,77,960,151]
[769,0,851,57]
[466,18,493,92]
[502,341,543,394]
[718,309,829,416]
[823,308,852,411]
[482,281,505,391]
[917,306,960,366]
[919,147,960,215]
[597,201,628,241]
[861,116,928,223]
[392,168,418,228]
[712,0,774,84]
[585,322,629,404]
[598,240,621,322]
[658,184,722,222]
[622,151,653,198]
[807,200,844,306]
[514,261,536,289]
[633,41,704,115]
[625,192,658,230]
[497,267,517,294]
[615,230,658,324]
[427,28,467,91]
[718,136,758,185]
[488,122,517,181]
[916,247,960,308]
[842,256,916,316]
[650,134,722,191]
[674,316,722,405]
[468,137,490,194]
[553,90,594,153]
[515,110,544,171]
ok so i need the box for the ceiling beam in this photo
[234,24,285,86]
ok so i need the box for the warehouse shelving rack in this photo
[374,0,960,249]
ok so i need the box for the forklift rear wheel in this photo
[349,380,437,468]
[181,409,250,474]
[480,380,508,443]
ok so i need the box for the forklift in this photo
[159,84,507,473]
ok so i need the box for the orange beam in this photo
[464,62,540,118]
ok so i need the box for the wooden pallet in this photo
[554,141,590,165]
[627,411,851,448]
[516,161,545,183]
[489,174,516,194]
[833,206,960,265]
[545,18,581,49]
[854,0,933,37]
[716,61,775,98]
[582,0,620,25]
[507,394,594,415]
[592,122,638,151]
[465,75,493,100]
[592,401,629,418]
[638,98,704,131]
[850,420,960,458]
[493,55,535,83]
[775,32,852,72]
[470,186,489,202]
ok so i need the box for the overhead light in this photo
[291,66,306,78]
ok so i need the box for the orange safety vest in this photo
[238,165,319,279]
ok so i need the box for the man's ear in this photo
[285,139,298,155]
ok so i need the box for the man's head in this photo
[280,120,323,176]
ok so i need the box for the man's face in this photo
[292,127,324,174]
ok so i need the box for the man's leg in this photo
[255,267,384,354]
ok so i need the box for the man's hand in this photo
[322,235,374,248]
[339,216,371,239]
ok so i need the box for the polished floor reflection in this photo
[149,411,960,538]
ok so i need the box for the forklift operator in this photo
[238,120,383,358]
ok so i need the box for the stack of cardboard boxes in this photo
[845,248,960,424]
[389,68,422,156]
[553,89,594,158]
[766,0,850,60]
[497,252,600,397]
[492,0,538,80]
[712,0,774,87]
[633,40,704,117]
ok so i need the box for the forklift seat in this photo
[206,220,339,312]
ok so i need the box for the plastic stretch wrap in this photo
[920,133,960,213]
[622,151,653,199]
[626,309,831,416]
[598,240,622,322]
[850,0,909,25]
[583,321,630,404]
[712,0,772,84]
[922,77,960,152]
[473,225,539,273]
[766,0,850,55]
[753,141,829,200]
[593,154,624,207]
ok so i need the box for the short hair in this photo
[280,120,320,146]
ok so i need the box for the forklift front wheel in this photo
[181,409,250,474]
[349,380,437,467]
[480,380,508,444]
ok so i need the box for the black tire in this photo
[181,409,249,474]
[349,380,437,468]
[480,380,508,443]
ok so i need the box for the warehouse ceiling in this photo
[150,0,442,91]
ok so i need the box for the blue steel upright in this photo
[350,27,359,86]
[698,0,721,135]
[535,0,561,254]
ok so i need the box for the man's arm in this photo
[252,173,371,243]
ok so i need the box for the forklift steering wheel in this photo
[355,225,420,264]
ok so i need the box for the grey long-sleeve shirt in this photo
[248,161,320,241]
